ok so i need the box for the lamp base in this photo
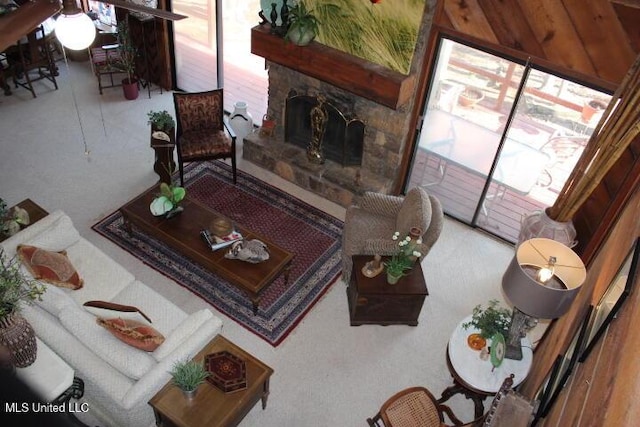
[505,308,537,361]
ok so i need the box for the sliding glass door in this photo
[172,0,268,119]
[407,38,610,242]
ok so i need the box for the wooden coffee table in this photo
[149,335,274,427]
[120,186,294,313]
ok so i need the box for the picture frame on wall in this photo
[533,305,593,423]
[579,237,640,363]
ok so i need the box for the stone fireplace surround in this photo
[243,63,415,207]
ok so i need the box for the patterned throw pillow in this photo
[17,244,83,290]
[97,318,165,352]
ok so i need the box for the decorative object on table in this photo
[462,299,511,340]
[502,238,586,360]
[361,254,384,278]
[490,332,506,369]
[229,101,254,142]
[466,333,487,351]
[259,0,290,36]
[210,216,234,238]
[170,359,209,399]
[205,350,247,393]
[284,0,320,46]
[225,239,270,264]
[518,207,577,248]
[579,237,639,362]
[148,110,176,137]
[384,230,422,285]
[116,20,139,100]
[149,182,186,218]
[259,114,277,137]
[1,199,30,238]
[0,249,46,368]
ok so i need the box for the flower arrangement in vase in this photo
[385,229,423,285]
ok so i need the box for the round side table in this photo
[438,315,533,419]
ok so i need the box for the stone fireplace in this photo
[244,23,428,207]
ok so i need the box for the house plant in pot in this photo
[117,20,139,100]
[170,359,209,399]
[462,300,511,351]
[0,249,46,368]
[148,110,177,183]
[285,1,320,46]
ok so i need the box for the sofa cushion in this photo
[58,306,156,380]
[34,284,77,317]
[97,318,165,352]
[17,244,84,290]
[152,309,214,361]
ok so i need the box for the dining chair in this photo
[10,25,58,98]
[89,32,126,95]
[173,89,237,186]
[367,386,469,427]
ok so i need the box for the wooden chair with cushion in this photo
[9,25,58,98]
[367,386,469,427]
[89,32,126,95]
[173,89,237,186]
[341,187,444,283]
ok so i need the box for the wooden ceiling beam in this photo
[0,0,61,52]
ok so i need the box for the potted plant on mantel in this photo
[117,20,139,101]
[170,359,209,399]
[285,1,320,46]
[0,249,46,368]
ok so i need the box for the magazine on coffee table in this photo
[200,230,242,251]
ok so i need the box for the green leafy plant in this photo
[170,360,209,392]
[149,182,186,217]
[0,199,30,238]
[0,249,46,319]
[463,299,512,339]
[116,20,137,83]
[147,110,175,131]
[285,1,320,45]
[385,230,422,278]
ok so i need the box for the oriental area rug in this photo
[92,161,343,346]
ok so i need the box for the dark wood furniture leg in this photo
[261,377,270,409]
[438,379,486,420]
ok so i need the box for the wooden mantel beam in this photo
[0,0,61,52]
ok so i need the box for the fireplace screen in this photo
[285,93,365,166]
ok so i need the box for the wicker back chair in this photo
[173,89,237,186]
[367,387,466,427]
[341,187,444,283]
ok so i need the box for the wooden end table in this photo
[149,335,274,427]
[347,255,429,326]
[0,199,48,243]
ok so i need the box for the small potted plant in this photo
[0,249,46,368]
[463,299,511,350]
[116,20,139,100]
[150,180,186,219]
[0,199,30,238]
[148,110,176,133]
[170,359,209,399]
[285,1,320,46]
[384,230,422,285]
[458,86,484,107]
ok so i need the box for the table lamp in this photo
[502,238,586,360]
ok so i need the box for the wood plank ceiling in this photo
[438,0,640,89]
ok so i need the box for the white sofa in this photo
[1,210,223,427]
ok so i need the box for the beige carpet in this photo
[0,58,522,426]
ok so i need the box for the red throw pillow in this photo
[96,318,165,352]
[17,244,84,290]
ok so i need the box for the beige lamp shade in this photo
[502,238,586,319]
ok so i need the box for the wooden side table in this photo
[149,335,274,427]
[0,199,48,243]
[347,255,429,326]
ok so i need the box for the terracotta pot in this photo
[122,78,139,100]
[0,312,37,368]
[458,87,484,107]
[581,99,607,122]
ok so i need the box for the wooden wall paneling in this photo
[516,0,597,75]
[560,0,636,83]
[441,0,499,44]
[612,3,640,54]
[475,0,545,57]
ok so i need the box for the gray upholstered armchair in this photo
[341,187,444,283]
